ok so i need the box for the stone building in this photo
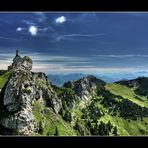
[8,49,22,70]
[8,49,33,71]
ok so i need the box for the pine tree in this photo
[113,126,118,136]
[54,126,59,136]
[59,107,65,117]
[107,121,112,132]
[64,110,72,122]
[63,101,68,110]
[75,118,80,131]
[47,131,50,136]
[98,122,104,135]
[38,121,43,134]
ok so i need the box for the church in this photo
[8,49,22,70]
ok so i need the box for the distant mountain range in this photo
[48,71,148,86]
[48,73,86,86]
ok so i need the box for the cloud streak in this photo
[22,20,34,25]
[0,36,19,41]
[52,33,106,42]
[1,51,148,74]
[70,13,98,23]
[32,63,148,74]
[93,54,148,58]
[34,12,47,22]
[30,54,89,63]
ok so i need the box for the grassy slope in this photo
[32,101,77,136]
[0,71,11,89]
[105,83,148,108]
[98,102,148,135]
[101,83,148,135]
[57,82,148,135]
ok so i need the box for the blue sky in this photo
[1,12,148,76]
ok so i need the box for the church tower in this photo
[12,49,22,67]
[16,49,19,56]
[8,49,22,70]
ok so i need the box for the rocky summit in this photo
[0,50,62,135]
[0,50,148,136]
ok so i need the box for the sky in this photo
[1,12,148,76]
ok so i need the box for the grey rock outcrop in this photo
[64,75,106,101]
[0,55,62,135]
[1,65,36,135]
[34,72,62,113]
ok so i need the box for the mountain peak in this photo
[8,50,33,71]
[116,76,148,96]
[0,51,62,135]
[63,75,106,101]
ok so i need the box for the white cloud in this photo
[55,16,66,24]
[22,20,34,25]
[16,27,23,32]
[28,26,38,36]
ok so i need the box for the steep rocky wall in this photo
[0,58,62,135]
[63,75,105,101]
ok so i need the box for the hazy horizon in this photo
[1,12,148,78]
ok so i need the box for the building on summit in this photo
[13,49,22,66]
[8,49,33,71]
[8,49,22,70]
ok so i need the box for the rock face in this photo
[1,62,35,135]
[33,72,62,113]
[64,75,106,101]
[21,56,33,71]
[0,55,62,135]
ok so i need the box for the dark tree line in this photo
[99,88,148,120]
[88,120,118,136]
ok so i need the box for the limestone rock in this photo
[0,53,62,135]
[64,75,106,101]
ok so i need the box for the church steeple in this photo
[8,49,22,70]
[12,49,21,64]
[16,49,19,56]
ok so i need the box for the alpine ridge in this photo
[0,51,148,136]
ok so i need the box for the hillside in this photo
[0,54,148,135]
[117,77,148,97]
[0,70,11,89]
